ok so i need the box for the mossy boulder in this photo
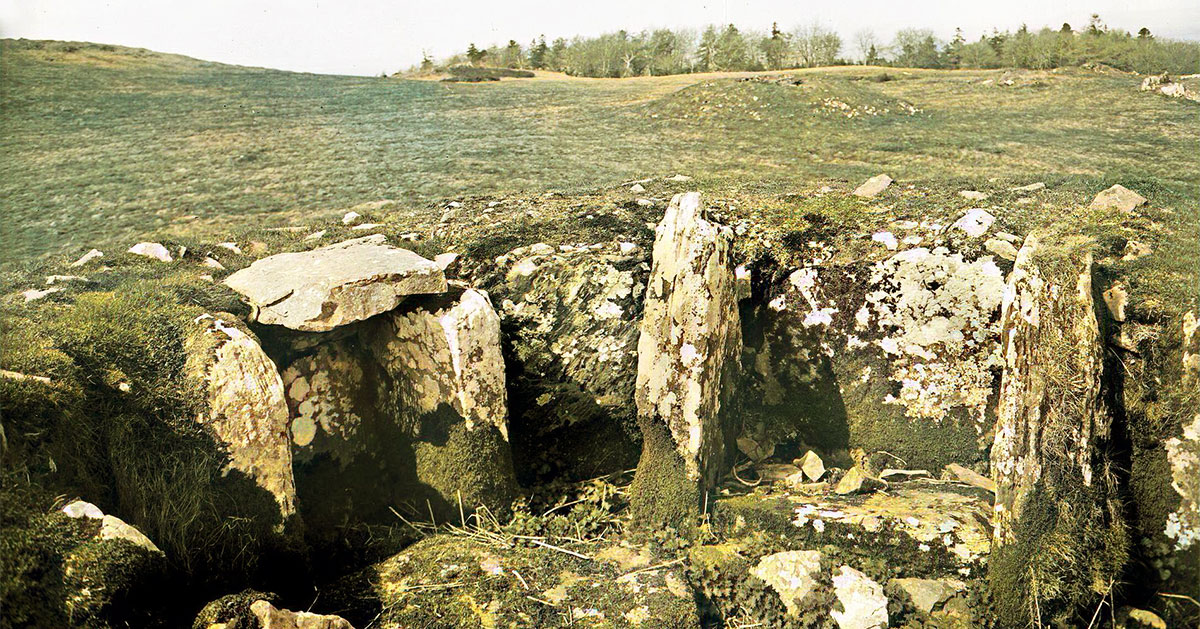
[323,534,698,628]
[2,280,301,582]
[0,482,169,628]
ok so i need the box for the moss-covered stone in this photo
[0,478,170,628]
[324,534,699,628]
[988,233,1129,626]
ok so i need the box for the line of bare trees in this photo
[420,14,1198,78]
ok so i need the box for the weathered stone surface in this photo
[63,499,105,519]
[958,190,989,201]
[61,500,163,553]
[750,550,823,616]
[70,248,104,267]
[329,535,698,628]
[128,242,172,262]
[1089,184,1147,213]
[985,237,1019,260]
[632,192,741,522]
[988,233,1126,624]
[991,234,1109,540]
[944,463,996,492]
[952,208,995,238]
[797,450,825,482]
[891,577,965,613]
[225,235,447,332]
[372,288,508,439]
[1163,413,1199,550]
[834,466,884,495]
[277,287,515,528]
[853,174,892,198]
[186,313,297,524]
[743,240,1006,470]
[831,565,887,629]
[251,600,355,629]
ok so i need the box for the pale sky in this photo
[2,0,1197,76]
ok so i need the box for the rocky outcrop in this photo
[631,192,741,525]
[225,235,447,332]
[277,287,516,529]
[988,233,1127,625]
[185,314,297,527]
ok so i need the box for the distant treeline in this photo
[415,14,1199,78]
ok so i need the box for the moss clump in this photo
[412,418,518,523]
[630,416,701,531]
[0,476,170,628]
[988,475,1128,627]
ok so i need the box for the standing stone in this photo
[988,233,1127,624]
[631,192,741,525]
[224,235,447,332]
[186,314,298,527]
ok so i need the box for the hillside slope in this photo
[2,39,1198,269]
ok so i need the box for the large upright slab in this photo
[185,313,298,531]
[631,192,741,525]
[225,235,447,332]
[988,234,1126,625]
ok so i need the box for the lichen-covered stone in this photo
[1163,413,1199,550]
[276,287,515,529]
[475,241,648,481]
[750,550,823,616]
[830,565,887,629]
[744,239,1007,470]
[632,192,741,524]
[991,235,1108,539]
[224,235,447,332]
[326,535,698,628]
[988,233,1128,625]
[186,313,297,525]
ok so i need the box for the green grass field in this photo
[1,39,1197,269]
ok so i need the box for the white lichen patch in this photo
[1164,413,1200,549]
[865,247,1006,422]
[373,289,509,439]
[281,343,367,454]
